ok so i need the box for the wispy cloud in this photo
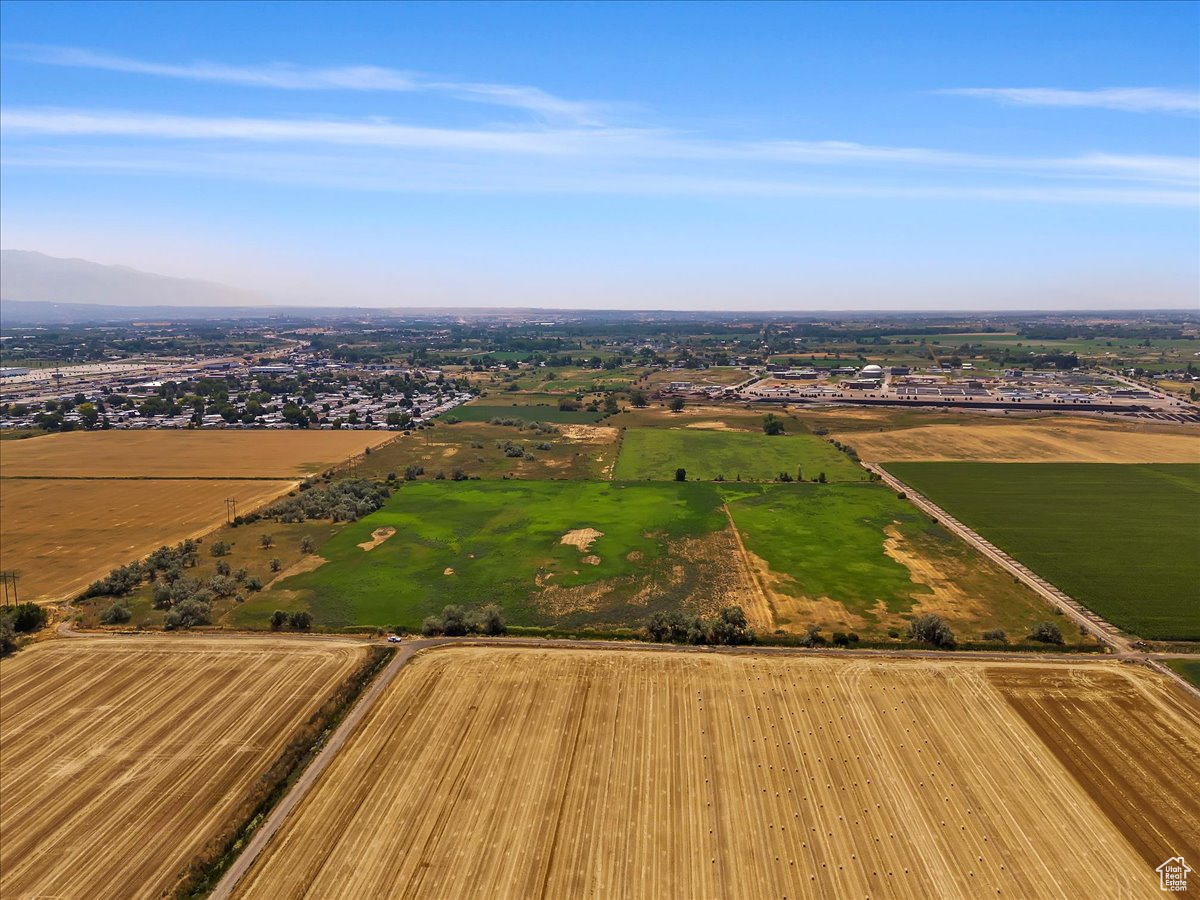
[4,107,1195,191]
[4,45,610,124]
[942,87,1200,115]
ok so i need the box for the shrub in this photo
[909,613,955,648]
[299,536,316,554]
[982,628,1007,642]
[210,541,231,557]
[270,610,287,630]
[421,615,443,637]
[675,467,686,482]
[1028,621,1064,645]
[100,603,132,625]
[288,610,313,631]
[164,599,212,630]
[9,602,47,633]
[269,557,282,572]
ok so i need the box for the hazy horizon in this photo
[1,1,1197,310]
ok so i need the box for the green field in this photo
[885,463,1200,640]
[452,403,603,424]
[613,428,866,482]
[236,481,727,629]
[1165,659,1200,689]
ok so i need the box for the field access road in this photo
[207,632,1200,899]
[863,461,1133,654]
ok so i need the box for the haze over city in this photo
[1,0,1196,310]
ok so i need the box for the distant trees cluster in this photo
[646,606,753,646]
[253,478,390,524]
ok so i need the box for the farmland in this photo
[722,482,1063,641]
[0,429,395,478]
[236,480,740,630]
[613,427,867,482]
[885,463,1200,639]
[451,402,604,424]
[0,635,371,900]
[236,479,1068,643]
[843,418,1200,464]
[0,478,296,601]
[351,421,619,481]
[233,647,1196,899]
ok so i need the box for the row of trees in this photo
[646,606,753,646]
[421,604,506,637]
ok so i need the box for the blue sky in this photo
[1,0,1197,309]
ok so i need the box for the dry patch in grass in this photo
[0,635,369,900]
[235,648,1187,899]
[843,419,1200,463]
[356,527,396,551]
[560,527,603,551]
[0,478,296,601]
[0,430,394,478]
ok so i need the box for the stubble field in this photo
[0,635,370,900]
[234,647,1197,899]
[0,429,395,478]
[0,478,296,601]
[841,418,1200,464]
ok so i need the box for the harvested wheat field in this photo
[0,478,295,601]
[235,647,1197,899]
[0,429,394,478]
[0,635,371,900]
[841,418,1200,463]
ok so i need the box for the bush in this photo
[675,467,686,482]
[269,557,282,572]
[210,541,231,557]
[100,603,132,625]
[9,602,47,633]
[982,628,1007,642]
[299,536,316,554]
[421,615,443,637]
[164,599,212,630]
[762,413,785,435]
[288,611,313,631]
[647,606,752,646]
[0,617,17,656]
[270,610,287,630]
[1028,621,1064,645]
[909,613,955,648]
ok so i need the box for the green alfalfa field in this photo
[884,462,1200,640]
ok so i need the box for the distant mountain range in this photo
[1,249,264,310]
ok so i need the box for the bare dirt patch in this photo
[356,527,396,552]
[560,527,603,551]
[443,567,455,576]
[581,555,601,566]
[558,424,619,444]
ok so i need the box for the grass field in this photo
[613,427,866,482]
[0,635,370,900]
[1165,659,1200,689]
[234,647,1196,899]
[237,481,736,629]
[0,478,296,601]
[722,482,1064,640]
[844,418,1200,463]
[0,429,395,478]
[239,479,1065,642]
[885,463,1200,640]
[452,402,604,424]
[351,421,618,481]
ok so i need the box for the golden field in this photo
[839,418,1200,463]
[0,478,295,600]
[235,647,1198,899]
[0,429,395,478]
[0,636,370,900]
